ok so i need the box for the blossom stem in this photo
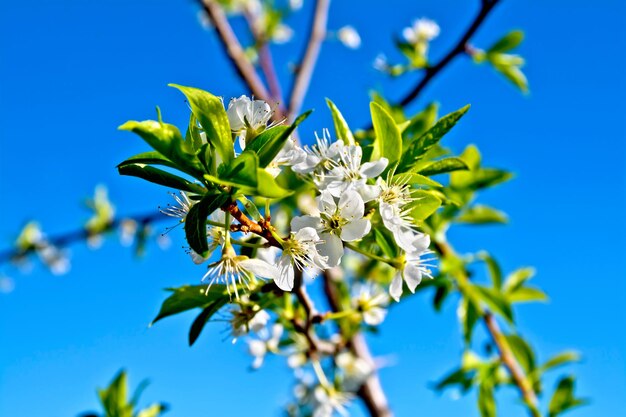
[311,358,330,388]
[344,242,397,267]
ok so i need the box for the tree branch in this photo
[434,240,540,416]
[199,0,288,119]
[323,268,393,417]
[396,0,501,107]
[287,0,331,121]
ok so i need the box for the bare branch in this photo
[396,0,501,107]
[287,0,331,121]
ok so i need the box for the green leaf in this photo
[118,119,204,179]
[504,267,535,293]
[507,287,548,304]
[458,298,480,344]
[417,157,469,176]
[548,376,587,417]
[374,228,398,258]
[404,102,438,139]
[326,99,355,145]
[434,367,474,393]
[505,334,536,373]
[474,285,514,324]
[392,172,443,188]
[169,84,234,164]
[255,169,293,199]
[398,105,470,173]
[540,352,581,374]
[221,151,259,188]
[188,299,229,346]
[478,384,496,417]
[185,113,204,151]
[245,110,312,167]
[407,190,441,221]
[496,61,529,93]
[117,151,178,170]
[456,205,508,225]
[98,370,131,417]
[488,30,524,53]
[118,164,207,195]
[152,284,229,324]
[478,252,503,290]
[370,102,402,163]
[184,192,229,257]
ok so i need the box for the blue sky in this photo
[1,0,625,416]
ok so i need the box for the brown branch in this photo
[396,0,501,107]
[323,268,393,417]
[287,0,331,121]
[199,1,277,109]
[242,9,285,110]
[434,240,540,415]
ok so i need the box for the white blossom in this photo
[247,323,283,369]
[312,385,352,417]
[336,352,373,391]
[403,18,440,43]
[291,190,370,267]
[266,138,307,177]
[226,95,274,144]
[292,129,345,175]
[337,26,361,49]
[352,283,389,326]
[276,227,328,291]
[160,191,193,220]
[202,245,279,298]
[389,235,435,301]
[323,145,388,202]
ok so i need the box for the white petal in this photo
[318,233,344,267]
[276,255,295,291]
[338,190,364,220]
[404,263,423,292]
[360,158,389,178]
[294,226,320,242]
[389,273,403,302]
[318,190,337,215]
[392,225,422,253]
[363,308,387,326]
[408,233,431,254]
[239,258,279,280]
[325,180,347,198]
[189,250,208,265]
[248,339,267,358]
[291,215,322,232]
[340,218,371,242]
[359,184,381,202]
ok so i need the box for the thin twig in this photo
[323,268,393,417]
[396,0,501,107]
[435,240,540,415]
[242,9,285,109]
[287,0,331,121]
[199,1,278,112]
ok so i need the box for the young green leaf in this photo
[370,102,402,163]
[548,376,587,417]
[408,190,441,221]
[398,105,470,173]
[487,30,524,54]
[455,205,508,225]
[169,84,234,164]
[326,99,356,145]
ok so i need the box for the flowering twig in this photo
[287,0,331,121]
[397,0,501,107]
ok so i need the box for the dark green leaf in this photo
[117,151,178,170]
[169,84,234,163]
[184,193,229,257]
[118,164,207,195]
[326,99,355,145]
[478,384,496,417]
[221,151,259,188]
[189,298,229,346]
[404,102,438,139]
[505,334,536,373]
[488,30,524,53]
[548,376,587,417]
[152,284,229,324]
